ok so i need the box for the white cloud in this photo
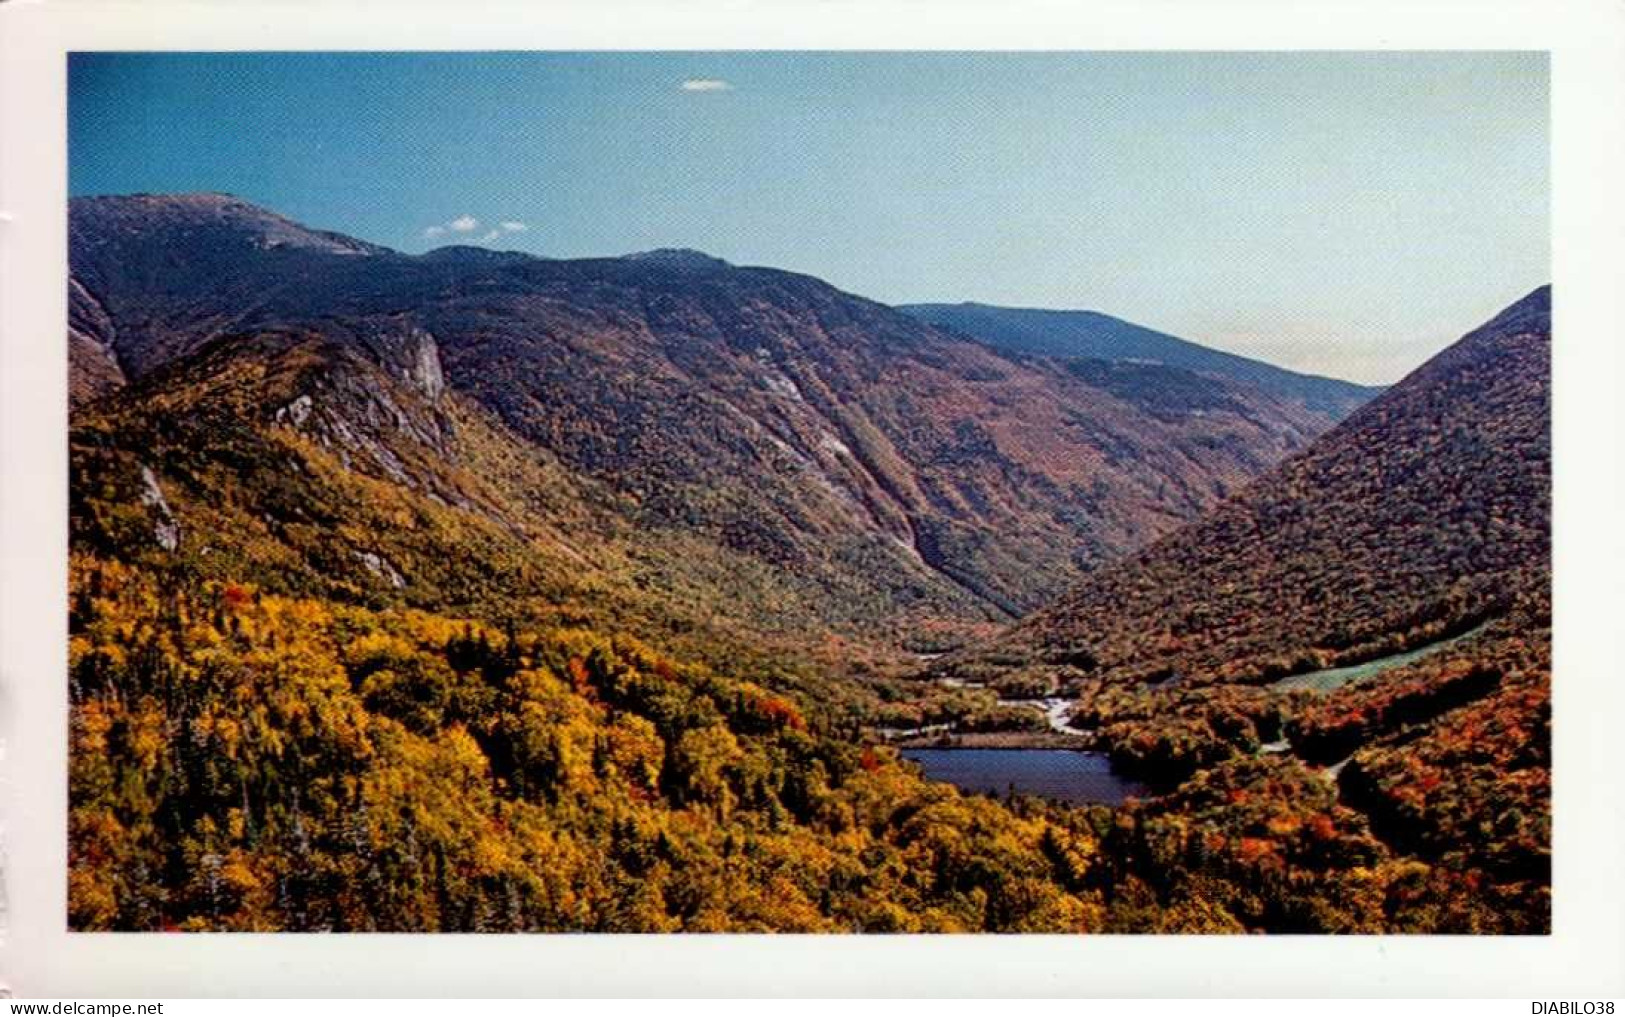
[680,78,733,92]
[423,216,527,246]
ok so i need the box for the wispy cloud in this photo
[479,221,530,244]
[423,216,528,245]
[423,214,479,239]
[680,78,733,93]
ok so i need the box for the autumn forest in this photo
[65,189,1550,934]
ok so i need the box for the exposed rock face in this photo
[276,394,315,428]
[353,549,407,588]
[137,463,179,551]
[69,277,125,407]
[406,328,446,402]
[320,318,448,403]
[262,334,452,483]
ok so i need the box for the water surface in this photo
[902,747,1146,806]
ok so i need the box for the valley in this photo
[68,194,1335,672]
[65,193,1550,934]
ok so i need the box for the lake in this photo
[901,747,1147,806]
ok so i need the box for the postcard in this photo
[2,0,1622,1000]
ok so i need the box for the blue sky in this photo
[69,51,1547,384]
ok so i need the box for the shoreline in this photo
[891,730,1095,750]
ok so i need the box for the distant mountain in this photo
[69,193,1333,661]
[418,245,539,266]
[898,302,1383,421]
[621,247,732,271]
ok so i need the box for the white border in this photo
[2,0,1622,998]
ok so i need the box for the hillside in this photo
[69,193,1332,659]
[70,548,1131,932]
[66,193,1548,934]
[899,302,1383,420]
[74,542,1527,933]
[958,285,1549,686]
[932,286,1551,930]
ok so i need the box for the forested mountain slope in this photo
[932,286,1551,931]
[70,193,1333,657]
[956,286,1549,687]
[67,193,1547,934]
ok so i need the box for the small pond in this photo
[901,748,1146,806]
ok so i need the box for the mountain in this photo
[959,285,1549,685]
[65,192,1549,935]
[898,302,1383,421]
[69,192,1333,661]
[938,285,1551,930]
[620,247,733,271]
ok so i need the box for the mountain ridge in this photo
[69,192,1333,661]
[948,284,1549,685]
[918,285,1551,930]
[899,301,1383,420]
[64,192,1553,934]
